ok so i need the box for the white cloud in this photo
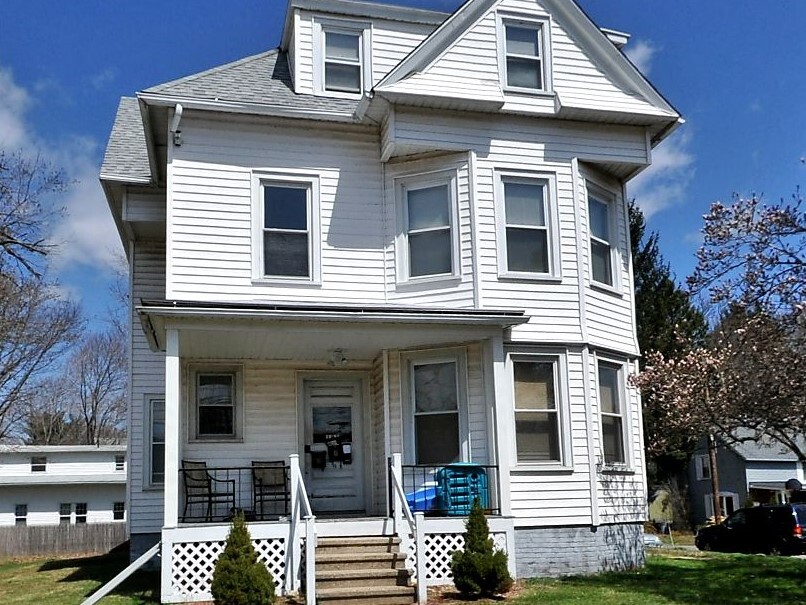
[628,130,696,218]
[624,40,658,76]
[88,67,117,91]
[0,64,123,277]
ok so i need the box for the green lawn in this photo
[504,551,806,605]
[2,550,805,605]
[0,552,159,605]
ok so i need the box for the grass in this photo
[3,549,806,605]
[432,551,806,605]
[0,551,159,605]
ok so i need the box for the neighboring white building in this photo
[0,445,127,527]
[100,0,681,602]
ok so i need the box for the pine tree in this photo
[211,513,275,605]
[450,499,512,598]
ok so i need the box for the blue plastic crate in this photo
[435,464,488,516]
[405,484,439,512]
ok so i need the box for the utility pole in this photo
[708,433,722,521]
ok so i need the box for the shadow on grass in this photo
[544,553,806,605]
[37,548,160,603]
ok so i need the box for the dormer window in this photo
[498,15,552,94]
[315,19,371,97]
[324,30,362,93]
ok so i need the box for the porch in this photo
[161,455,515,604]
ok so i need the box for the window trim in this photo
[14,504,27,526]
[507,348,572,470]
[595,355,631,469]
[497,12,554,96]
[75,502,87,524]
[494,169,561,280]
[145,396,165,489]
[113,501,125,521]
[59,502,72,525]
[395,170,461,285]
[314,17,372,98]
[587,182,621,292]
[401,348,470,465]
[187,364,244,443]
[251,171,321,285]
[694,454,711,481]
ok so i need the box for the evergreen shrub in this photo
[211,513,276,605]
[450,499,513,598]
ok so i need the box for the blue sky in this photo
[1,0,804,323]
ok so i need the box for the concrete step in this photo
[316,567,411,589]
[316,551,407,570]
[317,585,415,605]
[317,536,401,555]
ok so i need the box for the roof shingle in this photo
[100,97,151,183]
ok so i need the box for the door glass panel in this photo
[413,362,458,412]
[415,413,460,464]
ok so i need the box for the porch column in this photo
[164,328,180,528]
[489,335,513,517]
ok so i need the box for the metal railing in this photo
[398,463,500,516]
[178,464,291,523]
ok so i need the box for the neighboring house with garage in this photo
[100,0,681,602]
[689,433,806,524]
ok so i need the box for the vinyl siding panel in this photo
[167,117,387,304]
[129,240,167,535]
[0,485,126,526]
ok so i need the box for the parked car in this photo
[642,533,663,549]
[695,504,806,555]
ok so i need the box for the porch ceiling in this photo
[137,299,527,360]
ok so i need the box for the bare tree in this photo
[0,151,65,277]
[0,275,81,440]
[22,377,81,445]
[69,330,127,445]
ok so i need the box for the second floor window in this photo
[589,193,615,287]
[324,30,362,93]
[498,175,557,276]
[262,183,311,278]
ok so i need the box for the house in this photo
[100,0,680,602]
[689,433,806,524]
[0,445,127,557]
[0,444,127,526]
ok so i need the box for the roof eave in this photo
[137,91,359,124]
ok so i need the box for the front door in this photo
[303,379,365,513]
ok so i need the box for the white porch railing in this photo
[288,454,316,605]
[390,453,427,605]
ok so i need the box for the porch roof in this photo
[137,299,528,356]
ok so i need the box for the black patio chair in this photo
[252,461,289,520]
[181,460,235,522]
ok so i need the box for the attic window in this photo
[504,23,544,90]
[324,30,362,93]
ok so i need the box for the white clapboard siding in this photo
[508,350,593,525]
[167,118,388,304]
[129,240,167,535]
[294,11,315,95]
[383,153,475,308]
[0,485,126,526]
[0,451,125,477]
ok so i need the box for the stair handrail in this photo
[288,454,316,605]
[390,453,427,604]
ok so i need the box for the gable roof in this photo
[727,429,806,462]
[100,97,152,184]
[376,0,679,131]
[142,50,359,115]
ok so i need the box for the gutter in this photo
[137,92,360,124]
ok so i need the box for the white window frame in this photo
[704,492,739,519]
[75,502,87,524]
[145,396,165,489]
[497,12,553,96]
[694,454,711,481]
[14,504,27,526]
[113,501,125,521]
[587,182,620,291]
[494,170,561,280]
[59,502,71,524]
[313,18,372,98]
[187,364,244,443]
[401,349,470,465]
[595,355,632,469]
[395,170,461,285]
[251,170,321,285]
[508,349,572,469]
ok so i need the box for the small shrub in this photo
[211,513,276,605]
[450,499,513,598]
